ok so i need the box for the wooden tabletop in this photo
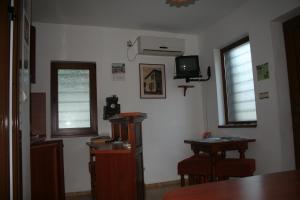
[108,112,147,121]
[184,137,256,158]
[184,137,256,144]
[163,170,300,200]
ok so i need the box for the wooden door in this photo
[0,0,12,198]
[284,15,300,169]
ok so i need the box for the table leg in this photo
[180,175,185,187]
[221,151,226,158]
[191,144,201,156]
[239,150,245,159]
[210,153,218,182]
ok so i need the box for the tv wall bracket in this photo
[177,66,211,96]
[185,66,211,83]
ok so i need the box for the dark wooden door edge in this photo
[0,0,12,199]
[283,15,300,169]
[12,0,22,198]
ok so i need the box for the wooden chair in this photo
[215,158,256,180]
[177,155,212,186]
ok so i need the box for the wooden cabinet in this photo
[31,140,65,200]
[95,147,135,200]
[110,112,146,200]
[88,112,146,200]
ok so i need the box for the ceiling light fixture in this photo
[166,0,198,7]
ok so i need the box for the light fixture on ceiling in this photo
[166,0,198,7]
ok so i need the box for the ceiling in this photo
[32,0,248,34]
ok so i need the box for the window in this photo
[51,61,98,137]
[220,36,257,127]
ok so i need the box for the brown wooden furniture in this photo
[31,140,65,200]
[30,92,46,138]
[163,170,300,200]
[177,155,211,186]
[184,137,256,180]
[215,158,255,180]
[95,145,135,200]
[87,136,111,199]
[88,112,146,200]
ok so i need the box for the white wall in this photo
[31,23,205,192]
[198,0,300,175]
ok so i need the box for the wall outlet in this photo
[259,92,269,99]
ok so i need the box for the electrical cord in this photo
[127,38,138,61]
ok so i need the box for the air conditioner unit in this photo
[137,36,185,56]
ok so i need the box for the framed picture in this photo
[256,62,269,81]
[112,63,125,81]
[139,63,166,99]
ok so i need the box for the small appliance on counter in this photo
[103,95,120,120]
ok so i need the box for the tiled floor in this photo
[66,185,180,200]
[146,185,180,200]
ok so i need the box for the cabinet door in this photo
[30,93,46,138]
[31,140,65,200]
[95,152,135,200]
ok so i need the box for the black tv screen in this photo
[174,56,201,79]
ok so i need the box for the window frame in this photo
[220,36,257,128]
[51,61,98,137]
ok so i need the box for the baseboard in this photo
[145,179,181,189]
[65,191,91,197]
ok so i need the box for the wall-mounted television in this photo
[174,55,202,80]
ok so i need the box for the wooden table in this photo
[184,137,256,180]
[163,170,300,200]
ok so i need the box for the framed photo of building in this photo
[139,63,166,99]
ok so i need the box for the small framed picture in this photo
[256,62,270,81]
[112,63,125,81]
[139,63,166,99]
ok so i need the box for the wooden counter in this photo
[87,112,146,200]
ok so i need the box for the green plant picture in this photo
[256,63,269,81]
